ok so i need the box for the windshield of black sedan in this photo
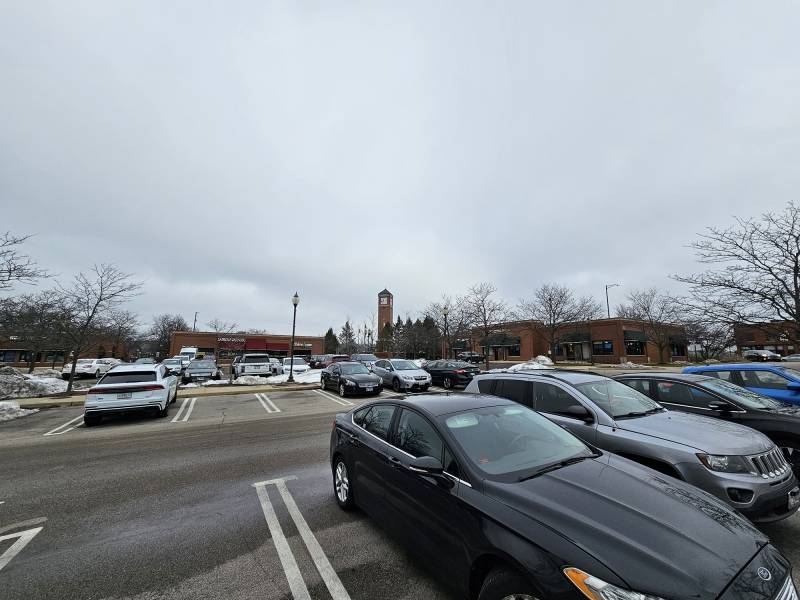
[341,364,370,375]
[575,379,662,418]
[443,405,593,476]
[700,379,782,409]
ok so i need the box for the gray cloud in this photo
[2,1,800,334]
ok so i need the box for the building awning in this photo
[483,334,521,347]
[245,339,266,350]
[266,342,289,351]
[562,332,590,343]
[623,330,648,342]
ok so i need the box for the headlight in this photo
[564,568,666,600]
[402,375,414,381]
[697,453,755,474]
[345,379,356,386]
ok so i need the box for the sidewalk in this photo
[14,382,320,409]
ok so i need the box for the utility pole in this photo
[193,312,198,332]
[605,284,620,319]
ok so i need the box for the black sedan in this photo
[457,351,485,363]
[330,393,794,600]
[615,372,800,476]
[424,360,480,389]
[321,361,382,397]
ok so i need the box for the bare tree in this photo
[147,313,188,359]
[0,232,49,290]
[60,265,142,392]
[516,284,602,359]
[465,283,510,368]
[206,318,238,333]
[1,290,67,372]
[102,310,139,360]
[424,294,474,358]
[674,201,800,342]
[616,288,683,363]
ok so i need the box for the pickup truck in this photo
[233,354,280,379]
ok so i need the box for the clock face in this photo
[380,297,388,305]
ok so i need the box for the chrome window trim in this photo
[349,409,473,488]
[662,401,746,414]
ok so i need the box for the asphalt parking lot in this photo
[2,385,800,599]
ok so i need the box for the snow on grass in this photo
[177,369,323,388]
[507,360,554,372]
[0,366,68,399]
[0,400,39,422]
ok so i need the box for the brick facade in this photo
[169,331,324,362]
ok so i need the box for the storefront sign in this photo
[217,337,246,343]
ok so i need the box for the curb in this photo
[13,383,320,409]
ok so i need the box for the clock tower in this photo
[378,289,393,334]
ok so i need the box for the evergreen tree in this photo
[338,320,357,354]
[324,327,339,353]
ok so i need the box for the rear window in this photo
[99,372,156,384]
[243,355,269,363]
[77,359,94,364]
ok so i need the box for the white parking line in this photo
[313,389,354,406]
[43,415,84,436]
[256,393,281,413]
[0,527,43,572]
[253,476,351,600]
[171,397,196,423]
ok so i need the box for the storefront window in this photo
[625,341,646,356]
[508,344,521,357]
[1,350,17,363]
[670,343,687,357]
[592,340,614,355]
[553,344,563,356]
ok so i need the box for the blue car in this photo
[684,363,800,405]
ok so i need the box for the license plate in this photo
[365,387,373,392]
[789,487,800,509]
[117,392,132,399]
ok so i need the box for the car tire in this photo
[332,456,355,511]
[320,378,326,390]
[443,376,453,389]
[170,389,177,404]
[156,402,169,418]
[339,384,347,398]
[779,440,800,477]
[83,414,101,427]
[477,567,539,600]
[94,369,100,378]
[392,379,402,393]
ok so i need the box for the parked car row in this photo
[330,386,800,600]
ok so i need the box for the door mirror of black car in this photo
[566,405,593,423]
[409,455,444,475]
[708,400,734,412]
[787,382,800,392]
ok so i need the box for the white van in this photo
[179,346,198,361]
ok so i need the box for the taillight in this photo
[88,385,165,394]
[454,369,466,374]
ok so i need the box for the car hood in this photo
[396,368,429,378]
[343,373,381,384]
[613,409,773,454]
[485,453,767,599]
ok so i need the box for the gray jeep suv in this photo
[466,370,800,522]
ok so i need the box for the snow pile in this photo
[703,359,720,364]
[263,369,322,384]
[618,361,647,369]
[0,401,39,422]
[32,368,63,379]
[0,367,68,400]
[413,359,428,368]
[507,361,554,372]
[533,355,554,366]
[671,360,690,366]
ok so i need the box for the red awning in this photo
[245,339,266,350]
[266,342,289,351]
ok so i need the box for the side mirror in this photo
[788,382,800,392]
[408,455,444,475]
[567,405,593,423]
[708,400,734,412]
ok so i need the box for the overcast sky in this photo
[2,1,800,336]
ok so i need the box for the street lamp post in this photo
[443,307,449,359]
[605,284,620,319]
[288,292,300,383]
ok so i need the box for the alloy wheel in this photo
[443,377,452,389]
[339,384,346,397]
[335,462,349,503]
[500,596,538,600]
[320,378,326,389]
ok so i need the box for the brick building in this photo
[0,340,128,367]
[469,318,688,364]
[169,331,324,362]
[734,321,798,356]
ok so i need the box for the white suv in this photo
[84,364,178,426]
[61,358,115,380]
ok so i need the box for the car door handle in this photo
[347,434,361,447]
[388,456,403,468]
